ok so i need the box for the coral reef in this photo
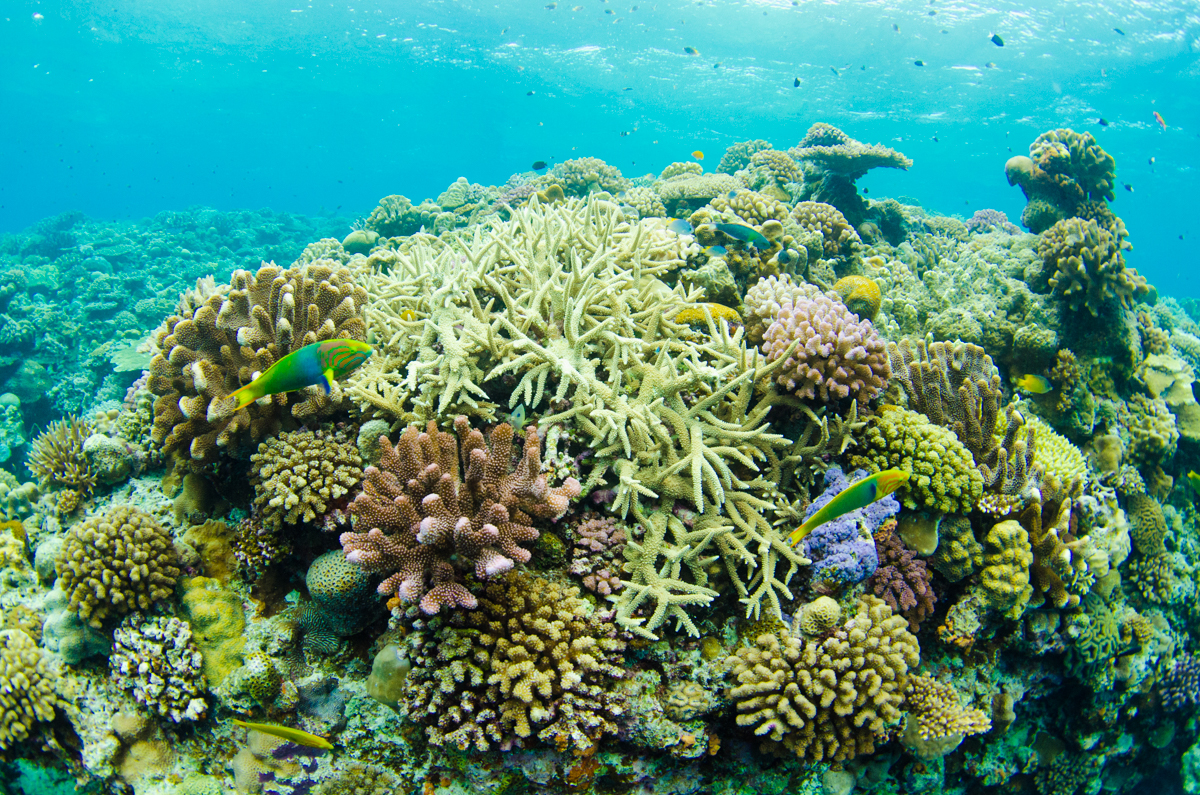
[0,629,58,750]
[26,415,96,513]
[1039,216,1149,316]
[110,614,207,722]
[868,520,937,630]
[250,427,362,530]
[790,123,913,225]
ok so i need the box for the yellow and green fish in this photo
[1014,373,1052,394]
[1188,471,1200,498]
[230,719,334,750]
[228,339,373,411]
[788,469,910,546]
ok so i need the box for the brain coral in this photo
[0,629,58,750]
[149,261,369,462]
[760,290,890,405]
[341,417,581,614]
[1039,216,1150,316]
[401,572,626,753]
[250,427,363,531]
[727,595,920,763]
[56,505,181,628]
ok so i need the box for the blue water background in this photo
[2,0,1197,293]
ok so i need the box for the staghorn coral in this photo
[979,519,1034,618]
[760,290,890,405]
[868,520,936,631]
[56,505,181,628]
[849,407,984,514]
[790,123,912,226]
[401,572,626,753]
[26,415,96,510]
[148,261,368,462]
[727,595,920,763]
[790,201,862,259]
[901,675,991,759]
[249,427,363,531]
[1039,216,1149,316]
[110,614,207,722]
[552,156,629,196]
[0,629,58,750]
[341,417,580,614]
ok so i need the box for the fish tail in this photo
[787,520,813,547]
[228,383,262,411]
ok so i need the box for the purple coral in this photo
[801,467,894,585]
[1160,654,1200,711]
[868,520,936,631]
[760,292,889,405]
[570,515,627,596]
[965,209,1021,235]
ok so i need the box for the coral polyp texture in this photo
[1039,216,1150,316]
[250,426,363,531]
[760,288,890,404]
[340,417,580,613]
[0,629,58,750]
[26,415,96,511]
[110,614,207,723]
[55,505,181,628]
[726,595,920,763]
[148,261,368,462]
[400,572,625,752]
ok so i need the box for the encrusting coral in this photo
[249,426,363,531]
[340,417,580,614]
[401,572,626,753]
[727,595,920,763]
[56,505,181,628]
[149,261,369,462]
[0,628,58,750]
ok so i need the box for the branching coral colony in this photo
[13,122,1197,795]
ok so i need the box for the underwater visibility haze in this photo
[2,1,1200,793]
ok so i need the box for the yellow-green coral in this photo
[0,629,58,750]
[849,407,984,514]
[726,595,920,763]
[790,201,861,258]
[1021,414,1087,485]
[250,427,362,531]
[26,415,95,507]
[833,275,882,321]
[56,505,181,628]
[673,303,742,325]
[1039,216,1149,316]
[709,188,790,226]
[980,519,1034,618]
[179,576,246,686]
[929,515,982,582]
[901,674,991,760]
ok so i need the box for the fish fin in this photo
[321,369,335,394]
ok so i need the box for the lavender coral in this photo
[760,290,890,405]
[340,417,581,614]
[868,520,937,631]
[569,515,627,596]
[800,467,893,585]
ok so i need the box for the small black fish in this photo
[620,131,629,137]
[928,9,936,15]
[532,160,548,171]
[1114,27,1125,35]
[684,46,700,55]
[990,33,1004,46]
[863,188,869,194]
[831,66,839,75]
[860,65,865,70]
[526,90,536,96]
[546,2,556,8]
[1098,117,1109,126]
[914,59,925,66]
[794,77,801,87]
[1181,234,1186,240]
[623,86,633,90]
[713,62,721,68]
[605,8,613,13]
[1124,183,1134,192]
[893,23,899,31]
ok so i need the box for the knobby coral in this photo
[868,520,936,631]
[1039,217,1149,316]
[0,629,58,750]
[340,417,580,614]
[111,614,208,722]
[250,427,363,531]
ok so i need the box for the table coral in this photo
[149,261,369,462]
[56,505,181,628]
[868,520,936,631]
[110,614,207,723]
[250,427,363,531]
[1039,216,1149,316]
[401,572,626,753]
[790,122,912,226]
[341,417,580,614]
[849,407,983,514]
[0,628,58,750]
[727,595,920,763]
[760,289,890,405]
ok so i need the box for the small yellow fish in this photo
[399,308,419,322]
[691,150,704,160]
[1188,471,1200,498]
[1014,374,1052,394]
[231,719,334,750]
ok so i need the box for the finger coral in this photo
[149,261,368,462]
[1039,216,1150,316]
[401,572,626,753]
[56,505,181,628]
[0,628,58,750]
[340,417,580,614]
[727,595,920,763]
[552,156,629,196]
[791,201,862,259]
[250,427,363,531]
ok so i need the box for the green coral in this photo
[249,427,362,531]
[849,407,983,514]
[1029,128,1117,204]
[1039,216,1149,316]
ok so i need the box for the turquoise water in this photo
[3,2,1200,795]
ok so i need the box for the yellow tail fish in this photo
[230,719,334,750]
[1188,470,1200,498]
[788,469,910,546]
[228,339,372,411]
[1014,374,1052,394]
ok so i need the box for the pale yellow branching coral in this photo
[980,519,1034,618]
[901,674,991,760]
[250,427,363,531]
[0,629,58,750]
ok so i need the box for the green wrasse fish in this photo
[1014,374,1052,394]
[230,719,334,750]
[228,339,373,411]
[788,469,910,546]
[713,222,771,249]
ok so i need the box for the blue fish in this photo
[667,218,694,235]
[714,222,770,249]
[777,248,796,267]
[705,245,727,256]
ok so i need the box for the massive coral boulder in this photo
[148,261,368,462]
[340,417,580,614]
[1007,128,1117,233]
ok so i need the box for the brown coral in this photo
[148,262,368,462]
[1039,216,1150,316]
[26,416,96,511]
[250,427,362,531]
[340,418,581,614]
[791,202,862,258]
[0,629,58,750]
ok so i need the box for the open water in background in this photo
[0,0,1198,291]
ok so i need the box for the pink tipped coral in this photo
[760,291,890,405]
[340,417,581,614]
